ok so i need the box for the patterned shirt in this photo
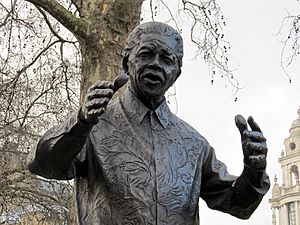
[27,87,270,225]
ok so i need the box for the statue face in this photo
[127,33,180,100]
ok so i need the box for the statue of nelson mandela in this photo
[27,22,270,225]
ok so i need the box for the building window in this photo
[290,165,299,187]
[288,202,296,225]
[290,142,296,151]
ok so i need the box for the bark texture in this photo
[25,0,143,101]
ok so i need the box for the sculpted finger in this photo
[89,80,114,92]
[247,116,262,132]
[113,72,129,92]
[88,108,105,117]
[246,142,268,155]
[248,154,266,169]
[235,114,248,136]
[242,130,266,142]
[86,98,110,110]
[87,89,114,100]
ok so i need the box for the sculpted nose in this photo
[148,54,162,71]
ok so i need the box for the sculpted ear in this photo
[122,56,129,73]
[176,68,181,79]
[174,68,181,83]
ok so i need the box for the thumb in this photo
[113,72,129,92]
[235,114,248,136]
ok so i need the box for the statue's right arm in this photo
[27,75,128,180]
[27,111,93,180]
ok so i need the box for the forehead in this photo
[138,33,179,53]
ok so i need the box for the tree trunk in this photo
[77,0,144,102]
[25,0,144,101]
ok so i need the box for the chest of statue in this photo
[85,102,205,224]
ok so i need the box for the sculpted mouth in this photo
[142,73,164,84]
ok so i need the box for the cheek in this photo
[165,67,179,82]
[127,61,142,85]
[127,61,138,78]
[129,60,148,76]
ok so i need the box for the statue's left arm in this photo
[200,115,270,219]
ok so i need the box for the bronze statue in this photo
[27,22,270,225]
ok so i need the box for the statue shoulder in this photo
[172,114,208,144]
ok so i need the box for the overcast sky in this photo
[6,0,298,224]
[143,0,300,224]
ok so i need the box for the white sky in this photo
[148,0,300,224]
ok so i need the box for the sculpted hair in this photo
[122,22,183,72]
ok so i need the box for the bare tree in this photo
[0,0,77,223]
[0,0,233,223]
[278,3,300,82]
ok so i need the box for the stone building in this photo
[269,107,300,225]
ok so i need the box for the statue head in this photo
[122,22,184,103]
[123,22,183,70]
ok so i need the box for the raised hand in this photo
[235,115,268,170]
[79,73,128,125]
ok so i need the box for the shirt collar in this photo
[120,87,172,128]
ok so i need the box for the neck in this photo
[129,86,165,110]
[141,95,165,110]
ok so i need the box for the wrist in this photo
[242,164,266,185]
[78,107,98,126]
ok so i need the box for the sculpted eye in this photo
[163,56,173,65]
[138,51,152,58]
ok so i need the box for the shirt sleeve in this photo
[200,143,270,219]
[27,111,93,180]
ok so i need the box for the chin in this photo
[134,80,167,99]
[142,87,165,98]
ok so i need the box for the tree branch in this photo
[70,0,82,16]
[25,0,88,39]
[16,40,60,76]
[0,1,16,28]
[36,6,73,43]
